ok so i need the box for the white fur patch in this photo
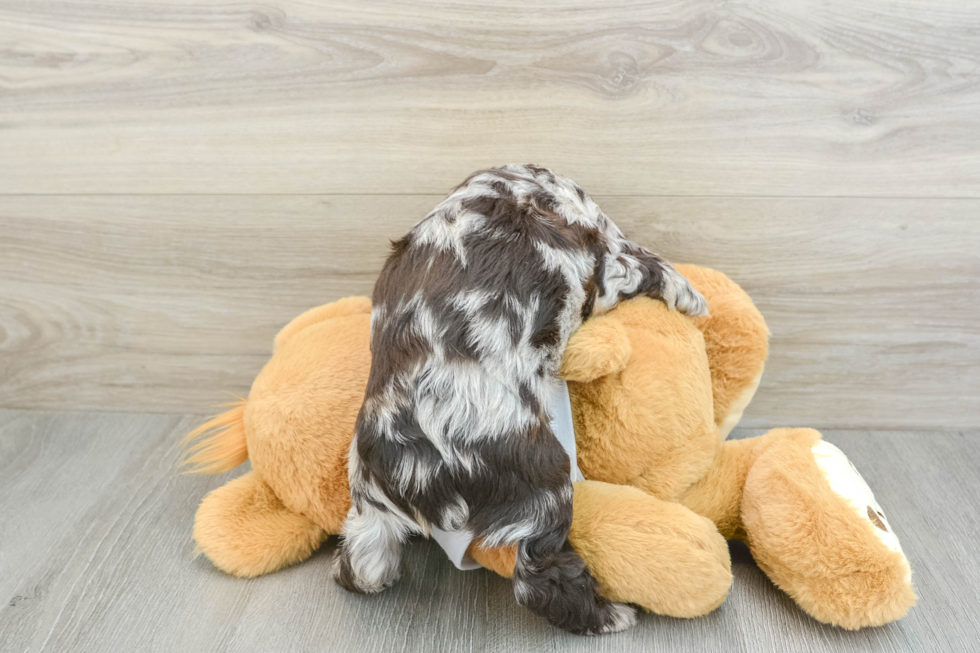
[811,440,910,583]
[339,499,419,592]
[599,602,637,634]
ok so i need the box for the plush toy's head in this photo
[559,265,769,502]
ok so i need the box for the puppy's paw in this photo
[332,546,401,594]
[598,601,637,634]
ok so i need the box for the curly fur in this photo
[334,164,705,634]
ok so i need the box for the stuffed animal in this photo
[184,265,914,629]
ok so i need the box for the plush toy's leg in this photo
[468,481,733,619]
[739,429,916,629]
[194,471,327,578]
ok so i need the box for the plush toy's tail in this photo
[181,398,249,474]
[182,397,329,577]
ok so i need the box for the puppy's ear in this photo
[560,315,632,382]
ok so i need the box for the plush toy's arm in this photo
[560,315,632,382]
[273,296,372,352]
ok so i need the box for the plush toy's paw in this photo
[663,266,710,317]
[811,440,909,567]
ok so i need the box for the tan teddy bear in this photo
[184,265,914,629]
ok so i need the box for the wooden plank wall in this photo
[1,0,978,429]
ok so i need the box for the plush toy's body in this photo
[185,266,915,629]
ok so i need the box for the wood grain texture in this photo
[1,410,978,652]
[1,0,979,195]
[1,195,977,428]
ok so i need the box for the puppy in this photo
[333,164,707,634]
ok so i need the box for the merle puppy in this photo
[333,164,707,634]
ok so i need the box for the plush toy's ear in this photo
[560,315,632,382]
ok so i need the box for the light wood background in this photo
[1,0,978,429]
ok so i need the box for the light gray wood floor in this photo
[1,409,977,652]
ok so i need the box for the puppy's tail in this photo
[180,398,249,474]
[512,536,636,635]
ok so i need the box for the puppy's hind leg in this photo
[510,493,637,635]
[484,431,636,636]
[333,491,416,594]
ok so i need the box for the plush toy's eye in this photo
[867,506,888,532]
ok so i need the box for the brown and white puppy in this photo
[333,164,707,635]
